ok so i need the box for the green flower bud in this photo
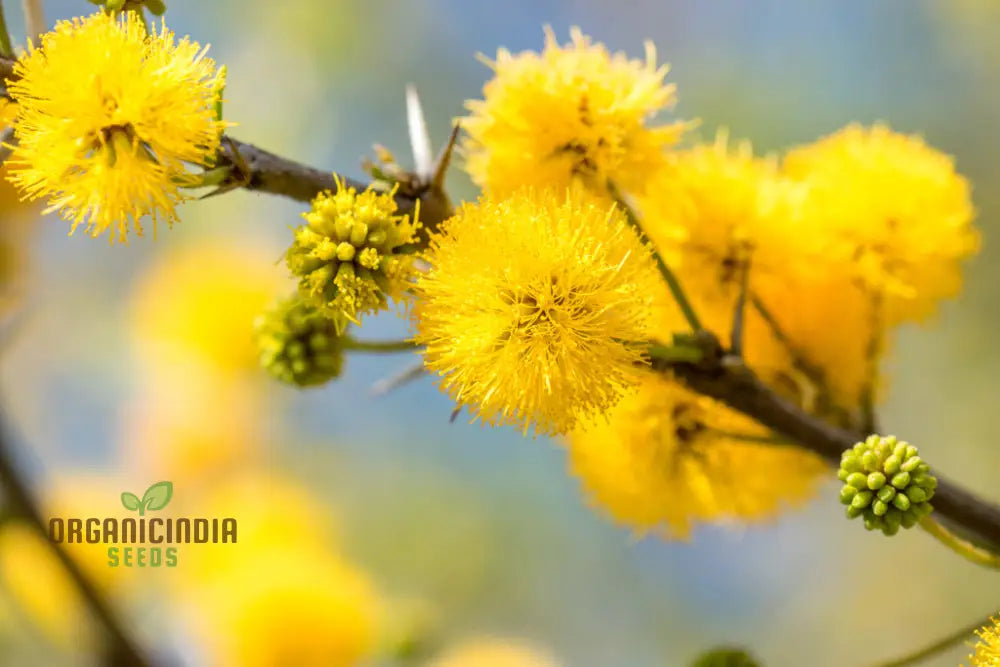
[846,472,868,490]
[837,435,936,536]
[690,647,760,667]
[866,471,886,490]
[840,486,858,503]
[876,486,896,504]
[255,296,345,388]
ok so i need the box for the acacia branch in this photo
[652,333,1000,548]
[3,54,1000,552]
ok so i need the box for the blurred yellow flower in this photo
[286,177,419,332]
[130,242,286,374]
[430,637,561,667]
[970,616,1000,667]
[6,11,226,243]
[782,123,978,323]
[0,481,137,653]
[176,470,340,586]
[639,132,817,307]
[752,273,884,424]
[119,368,265,482]
[414,188,660,435]
[463,27,686,197]
[566,374,827,539]
[192,546,379,667]
[0,522,99,647]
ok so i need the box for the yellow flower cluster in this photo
[427,28,979,537]
[286,177,420,333]
[568,375,827,538]
[783,123,978,324]
[463,27,687,197]
[6,12,226,243]
[414,188,660,435]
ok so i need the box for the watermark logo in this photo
[47,481,237,568]
[120,480,173,516]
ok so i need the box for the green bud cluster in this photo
[691,648,760,667]
[838,434,937,536]
[254,296,344,388]
[286,177,418,333]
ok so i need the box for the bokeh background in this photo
[0,1,998,665]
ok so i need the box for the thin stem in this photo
[607,180,702,332]
[729,257,750,357]
[859,291,884,435]
[647,341,704,364]
[0,3,14,59]
[0,412,150,666]
[706,429,794,446]
[750,292,825,385]
[920,515,1000,569]
[20,0,44,44]
[866,612,991,667]
[341,337,416,354]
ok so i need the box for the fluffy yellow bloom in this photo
[287,177,419,332]
[639,132,816,306]
[566,374,827,539]
[413,188,661,436]
[637,132,889,423]
[6,11,226,243]
[782,123,978,323]
[463,27,686,197]
[130,242,286,374]
[752,273,884,425]
[430,638,561,667]
[970,616,1000,667]
[193,546,380,667]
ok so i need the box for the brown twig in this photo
[651,332,1000,548]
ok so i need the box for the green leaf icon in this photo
[141,481,173,513]
[120,492,141,512]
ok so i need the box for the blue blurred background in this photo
[1,1,999,665]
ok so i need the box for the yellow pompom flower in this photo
[782,123,978,323]
[6,11,226,243]
[413,188,661,436]
[566,374,827,539]
[751,273,884,425]
[970,616,1000,667]
[430,638,561,667]
[462,27,686,197]
[193,547,380,667]
[287,176,419,332]
[639,132,817,307]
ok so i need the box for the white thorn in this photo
[369,362,426,398]
[406,84,434,182]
